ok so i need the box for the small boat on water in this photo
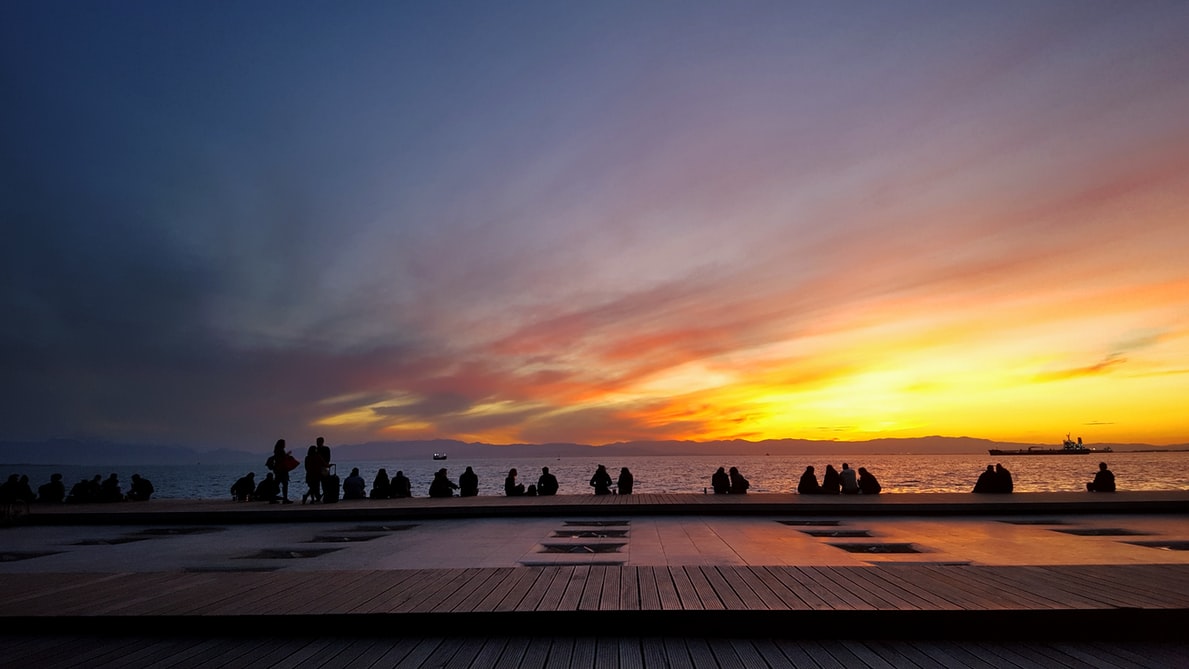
[989,435,1112,456]
[432,453,447,460]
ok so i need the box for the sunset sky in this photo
[4,2,1188,451]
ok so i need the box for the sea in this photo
[6,451,1187,501]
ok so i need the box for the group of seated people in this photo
[2,472,153,504]
[971,464,1016,493]
[710,466,752,494]
[795,463,882,495]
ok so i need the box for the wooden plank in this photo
[579,565,606,610]
[668,565,707,610]
[537,566,576,611]
[663,637,692,668]
[640,638,668,669]
[355,569,427,614]
[514,567,562,612]
[698,566,746,609]
[653,565,683,610]
[433,569,506,613]
[474,567,533,612]
[857,567,968,610]
[952,566,1084,610]
[685,637,723,669]
[762,566,833,610]
[787,566,870,610]
[827,566,920,610]
[542,637,575,669]
[599,563,621,610]
[394,637,448,669]
[637,566,663,610]
[367,637,432,669]
[911,640,998,669]
[459,636,505,669]
[619,565,641,611]
[569,636,597,669]
[558,565,592,610]
[726,566,797,610]
[705,638,747,669]
[682,565,726,610]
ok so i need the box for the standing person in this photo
[711,467,730,494]
[429,468,458,497]
[797,466,821,494]
[617,467,634,494]
[371,469,392,499]
[459,466,479,497]
[303,445,328,504]
[537,467,559,496]
[1087,462,1116,492]
[858,467,881,494]
[343,468,366,499]
[504,468,526,496]
[839,463,860,495]
[994,463,1014,493]
[821,465,842,494]
[267,439,294,504]
[392,470,412,498]
[315,437,331,467]
[728,467,750,494]
[590,465,613,495]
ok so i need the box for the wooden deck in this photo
[3,563,1187,639]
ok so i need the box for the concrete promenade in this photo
[2,492,1188,667]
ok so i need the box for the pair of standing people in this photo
[265,437,330,504]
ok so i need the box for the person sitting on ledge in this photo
[537,467,559,496]
[505,468,526,496]
[99,474,124,502]
[821,464,842,494]
[858,467,881,494]
[994,463,1014,493]
[459,466,479,497]
[729,466,750,494]
[590,464,613,495]
[1087,462,1116,492]
[343,467,366,500]
[428,468,458,497]
[797,466,821,494]
[37,473,66,504]
[126,474,154,501]
[972,465,997,493]
[392,470,412,498]
[839,463,860,495]
[371,469,391,499]
[231,472,256,501]
[711,467,730,494]
[617,467,634,495]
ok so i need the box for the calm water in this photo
[6,452,1187,500]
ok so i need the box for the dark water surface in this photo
[7,452,1186,500]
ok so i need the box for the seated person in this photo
[1087,462,1116,492]
[504,468,526,496]
[728,467,750,494]
[537,467,559,496]
[343,467,366,499]
[428,468,457,498]
[392,471,412,498]
[37,473,66,503]
[126,474,154,501]
[972,465,997,493]
[254,473,281,502]
[371,469,392,499]
[797,466,821,494]
[99,474,124,502]
[711,467,730,494]
[459,466,479,497]
[231,472,256,501]
[839,464,859,494]
[857,467,881,494]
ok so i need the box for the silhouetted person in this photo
[100,474,123,502]
[1087,462,1116,492]
[994,463,1013,493]
[37,473,65,503]
[459,466,479,497]
[231,472,256,501]
[972,465,997,493]
[729,467,750,494]
[392,470,412,498]
[429,468,458,497]
[14,475,36,503]
[537,467,559,496]
[266,439,294,503]
[254,473,281,502]
[127,474,154,501]
[371,469,392,499]
[343,467,366,499]
[505,468,526,496]
[590,465,613,495]
[858,467,881,494]
[67,478,93,503]
[711,467,730,494]
[617,467,634,494]
[0,475,20,505]
[797,466,821,494]
[303,445,327,504]
[821,465,841,494]
[315,436,331,466]
[839,463,859,495]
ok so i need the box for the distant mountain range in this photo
[1,436,1184,466]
